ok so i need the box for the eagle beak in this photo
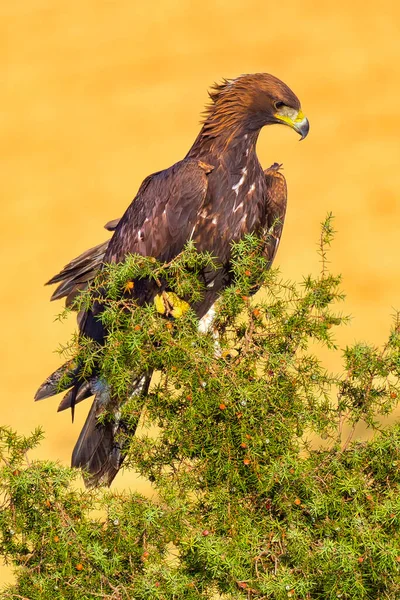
[274,108,310,140]
[293,113,310,140]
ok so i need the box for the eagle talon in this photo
[162,291,174,317]
[154,291,190,319]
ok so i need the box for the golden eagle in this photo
[35,73,309,486]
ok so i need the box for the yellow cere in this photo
[274,107,306,127]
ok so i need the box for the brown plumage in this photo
[35,73,308,486]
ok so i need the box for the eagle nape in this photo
[35,73,309,487]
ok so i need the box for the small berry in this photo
[240,442,247,448]
[357,556,364,563]
[219,403,226,410]
[294,498,301,505]
[142,551,150,561]
[390,391,397,399]
[45,499,51,508]
[134,324,141,331]
[243,458,251,465]
[244,270,252,277]
[54,535,59,543]
[76,563,83,571]
[155,581,160,587]
[202,530,210,536]
[124,281,134,292]
[252,308,260,317]
[236,412,243,419]
[241,295,249,302]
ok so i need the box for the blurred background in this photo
[1,0,400,583]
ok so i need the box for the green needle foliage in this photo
[1,214,400,599]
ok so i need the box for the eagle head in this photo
[207,73,309,140]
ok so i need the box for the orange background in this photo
[1,0,400,584]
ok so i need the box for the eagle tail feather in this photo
[71,390,120,488]
[72,375,151,487]
[57,381,92,413]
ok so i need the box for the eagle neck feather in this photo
[187,78,267,160]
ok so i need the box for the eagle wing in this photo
[263,163,287,264]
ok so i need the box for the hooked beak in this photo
[274,108,310,140]
[293,114,310,140]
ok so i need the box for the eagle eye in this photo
[274,101,285,110]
